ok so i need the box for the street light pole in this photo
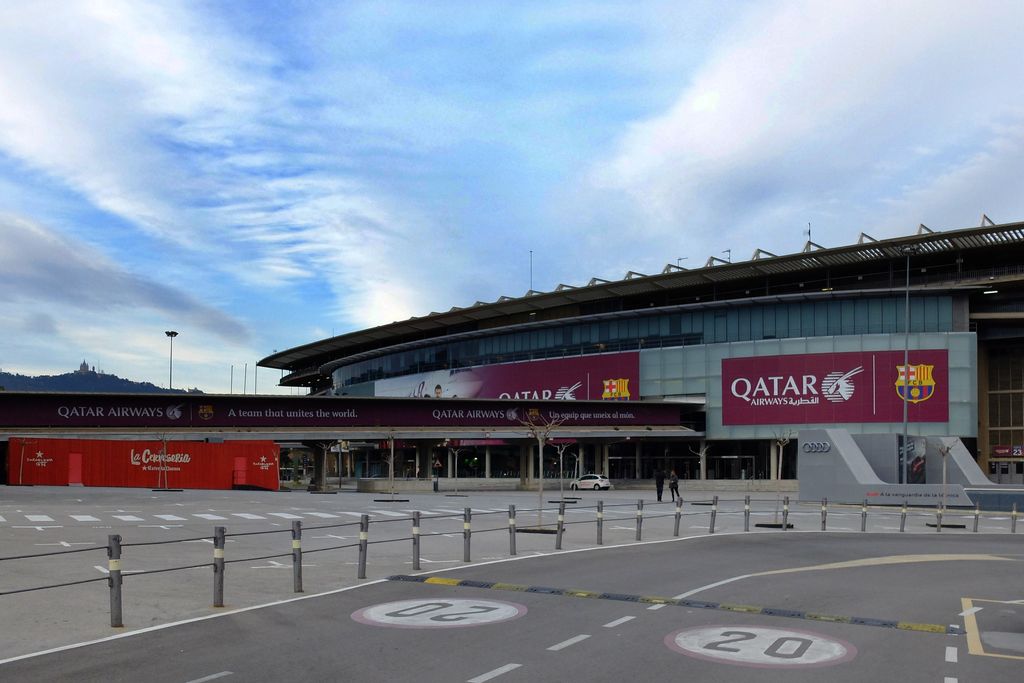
[899,245,918,484]
[164,331,178,390]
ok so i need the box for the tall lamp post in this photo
[899,245,919,484]
[165,330,178,390]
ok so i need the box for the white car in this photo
[569,474,613,491]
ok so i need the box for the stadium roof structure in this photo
[260,217,1024,388]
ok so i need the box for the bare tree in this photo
[521,409,565,527]
[689,443,710,481]
[771,430,794,524]
[553,440,577,498]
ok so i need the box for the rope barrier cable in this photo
[0,575,110,596]
[0,545,108,561]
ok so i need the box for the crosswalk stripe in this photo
[367,510,407,517]
[26,515,55,522]
[336,511,365,518]
[433,508,467,515]
[113,515,144,522]
[155,514,187,521]
[232,513,266,520]
[70,515,100,522]
[268,513,303,519]
[0,515,7,522]
[194,514,227,521]
[304,512,339,518]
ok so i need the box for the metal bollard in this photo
[556,501,565,550]
[973,501,980,533]
[291,521,303,593]
[635,499,644,541]
[744,495,750,532]
[597,501,604,545]
[782,496,790,531]
[674,498,682,537]
[821,498,828,531]
[861,500,868,532]
[463,508,472,562]
[357,514,369,579]
[107,534,123,628]
[213,526,226,607]
[1013,503,1018,534]
[508,505,517,556]
[935,505,943,533]
[899,502,907,532]
[709,496,718,534]
[412,511,421,571]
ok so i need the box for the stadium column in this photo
[484,446,491,478]
[635,441,642,479]
[769,441,779,481]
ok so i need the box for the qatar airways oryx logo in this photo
[729,366,864,406]
[499,381,583,401]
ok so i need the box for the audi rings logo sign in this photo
[802,441,832,453]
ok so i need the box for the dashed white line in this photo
[25,515,55,523]
[603,616,636,628]
[185,672,233,683]
[303,512,339,518]
[112,515,144,522]
[154,515,187,521]
[647,604,667,611]
[944,677,958,683]
[70,515,100,522]
[547,634,590,651]
[467,663,521,683]
[367,510,407,517]
[194,514,227,521]
[268,513,303,520]
[232,513,265,520]
[945,646,958,663]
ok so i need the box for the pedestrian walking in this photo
[669,470,679,501]
[655,469,665,501]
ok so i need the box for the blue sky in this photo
[2,1,1023,393]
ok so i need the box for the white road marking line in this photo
[647,604,667,611]
[603,616,636,628]
[945,646,958,663]
[70,515,100,522]
[674,573,754,599]
[0,515,5,522]
[547,634,590,651]
[113,515,145,522]
[232,513,265,520]
[268,513,303,520]
[303,512,338,518]
[335,511,365,518]
[367,510,407,517]
[434,508,468,515]
[467,663,521,683]
[959,607,983,617]
[186,671,233,683]
[25,515,55,522]
[154,515,187,521]
[944,677,957,683]
[194,514,227,521]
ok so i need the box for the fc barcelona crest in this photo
[895,364,936,403]
[602,378,631,400]
[198,404,214,420]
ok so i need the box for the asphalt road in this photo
[2,486,1023,681]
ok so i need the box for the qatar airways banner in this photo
[722,349,949,425]
[0,390,679,430]
[374,352,639,401]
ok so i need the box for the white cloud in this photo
[587,0,1024,259]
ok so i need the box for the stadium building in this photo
[259,218,1024,486]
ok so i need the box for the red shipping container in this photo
[7,438,280,490]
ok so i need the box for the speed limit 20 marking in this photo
[666,625,857,668]
[352,598,527,629]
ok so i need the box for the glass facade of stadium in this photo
[261,221,1024,487]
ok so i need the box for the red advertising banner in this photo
[375,352,639,401]
[722,350,949,425]
[7,438,280,490]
